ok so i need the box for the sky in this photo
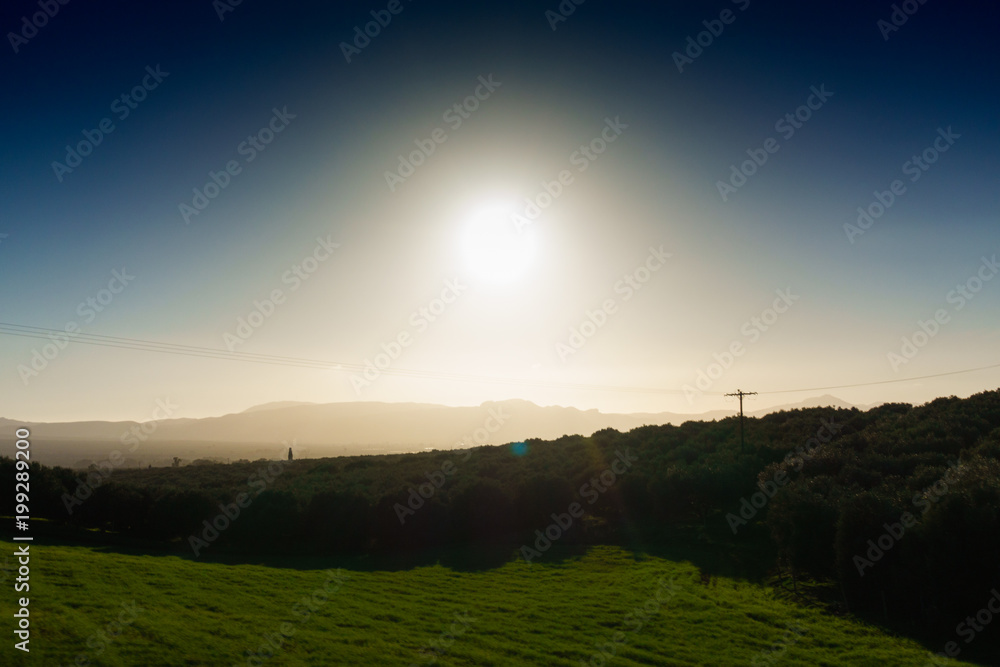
[1,0,998,423]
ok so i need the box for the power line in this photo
[0,322,714,396]
[1,321,997,399]
[755,361,1000,395]
[0,324,346,371]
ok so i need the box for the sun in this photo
[459,200,536,285]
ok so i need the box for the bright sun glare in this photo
[460,200,536,285]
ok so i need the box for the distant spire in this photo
[288,446,293,461]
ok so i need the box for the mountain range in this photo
[0,395,865,468]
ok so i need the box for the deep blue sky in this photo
[2,0,998,421]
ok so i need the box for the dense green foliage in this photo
[6,389,1000,652]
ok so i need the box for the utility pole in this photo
[725,389,757,454]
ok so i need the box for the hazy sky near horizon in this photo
[2,0,998,422]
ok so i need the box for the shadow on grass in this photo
[23,515,773,580]
[11,521,997,665]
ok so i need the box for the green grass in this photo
[8,539,973,666]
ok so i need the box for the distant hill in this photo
[241,401,317,413]
[0,395,865,468]
[749,393,866,415]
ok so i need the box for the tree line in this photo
[4,389,999,636]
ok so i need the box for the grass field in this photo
[6,538,976,666]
